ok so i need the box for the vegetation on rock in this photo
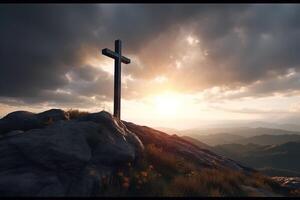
[98,144,289,197]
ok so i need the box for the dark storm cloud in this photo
[0,4,102,97]
[1,4,300,108]
[206,4,300,85]
[0,4,213,103]
[124,4,300,94]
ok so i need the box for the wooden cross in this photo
[102,39,131,119]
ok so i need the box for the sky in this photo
[1,4,300,129]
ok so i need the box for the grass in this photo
[65,109,89,119]
[96,143,287,197]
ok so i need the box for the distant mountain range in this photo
[182,134,300,177]
[184,121,300,132]
[187,133,245,146]
[156,121,300,137]
[236,134,300,146]
[182,127,300,137]
[177,127,300,146]
[163,124,300,177]
[212,142,300,176]
[246,121,300,132]
[177,125,300,177]
[181,136,212,150]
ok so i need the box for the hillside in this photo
[212,142,300,176]
[183,130,300,146]
[188,133,245,146]
[236,134,300,145]
[0,109,296,197]
[181,135,212,150]
[212,143,265,157]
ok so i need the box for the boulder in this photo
[37,109,70,122]
[0,111,40,134]
[0,110,144,197]
[0,109,69,135]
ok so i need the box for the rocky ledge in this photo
[0,109,143,196]
[0,109,257,197]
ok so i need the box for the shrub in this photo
[145,144,197,178]
[66,109,89,119]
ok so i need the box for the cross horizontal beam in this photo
[102,48,131,64]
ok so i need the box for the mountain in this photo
[181,127,300,146]
[0,109,295,197]
[236,134,300,145]
[278,124,300,132]
[247,121,300,132]
[181,136,212,150]
[212,142,300,176]
[186,133,245,146]
[183,135,300,177]
[181,121,300,133]
[212,143,265,157]
[182,127,300,138]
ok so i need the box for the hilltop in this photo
[0,109,296,197]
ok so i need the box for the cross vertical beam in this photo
[101,40,131,119]
[114,40,121,119]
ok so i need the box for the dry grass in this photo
[145,144,197,177]
[66,109,89,119]
[166,168,248,196]
[96,143,288,197]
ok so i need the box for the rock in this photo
[0,111,40,134]
[1,111,36,121]
[0,108,260,197]
[272,177,300,189]
[0,110,144,197]
[0,109,69,135]
[37,109,70,122]
[76,111,144,164]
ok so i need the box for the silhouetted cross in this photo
[102,40,131,119]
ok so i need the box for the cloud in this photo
[1,4,300,109]
[0,5,102,98]
[197,69,300,102]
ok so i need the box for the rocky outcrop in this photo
[0,108,256,197]
[0,109,143,197]
[0,109,69,135]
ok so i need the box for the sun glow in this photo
[153,92,182,116]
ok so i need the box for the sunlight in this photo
[186,35,199,45]
[153,92,182,116]
[87,57,114,75]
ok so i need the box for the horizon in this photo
[1,4,300,129]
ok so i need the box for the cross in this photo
[101,39,131,119]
